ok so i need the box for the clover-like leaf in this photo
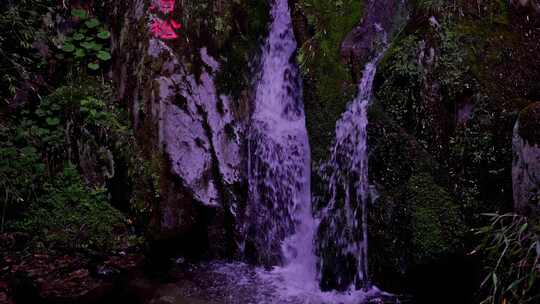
[88,62,100,70]
[85,18,100,29]
[21,146,37,155]
[71,9,87,19]
[97,30,111,39]
[91,42,103,51]
[96,50,111,61]
[62,43,75,52]
[46,117,61,126]
[81,41,94,49]
[74,48,86,58]
[73,33,85,41]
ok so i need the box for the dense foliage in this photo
[0,3,134,252]
[0,0,54,102]
[0,80,131,250]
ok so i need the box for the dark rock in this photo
[96,265,119,278]
[513,102,540,218]
[510,0,540,14]
[0,233,30,252]
[0,281,13,304]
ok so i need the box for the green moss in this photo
[215,1,270,100]
[407,173,464,262]
[376,34,422,129]
[297,0,363,162]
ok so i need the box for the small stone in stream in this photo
[96,265,119,278]
[0,291,14,304]
[174,257,185,264]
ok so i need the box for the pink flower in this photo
[170,19,182,29]
[156,0,175,14]
[150,18,178,40]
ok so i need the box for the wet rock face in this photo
[513,102,540,218]
[111,0,246,256]
[340,0,408,74]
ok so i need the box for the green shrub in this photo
[0,129,46,233]
[1,80,131,251]
[14,164,125,250]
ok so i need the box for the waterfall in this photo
[317,30,387,291]
[245,0,315,285]
[244,0,393,301]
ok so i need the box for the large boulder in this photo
[512,102,540,217]
[110,0,247,257]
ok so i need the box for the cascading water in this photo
[317,26,387,291]
[245,0,315,282]
[245,0,389,302]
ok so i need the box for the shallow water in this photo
[144,262,395,304]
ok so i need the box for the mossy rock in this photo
[518,101,540,146]
[406,173,464,263]
[368,171,465,291]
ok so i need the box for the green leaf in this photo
[85,18,100,29]
[71,9,87,19]
[80,41,95,50]
[96,50,111,61]
[96,31,111,39]
[88,62,100,70]
[21,146,37,155]
[46,117,60,126]
[74,48,86,58]
[91,43,103,51]
[62,43,75,52]
[34,163,46,173]
[73,33,85,41]
[35,109,46,117]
